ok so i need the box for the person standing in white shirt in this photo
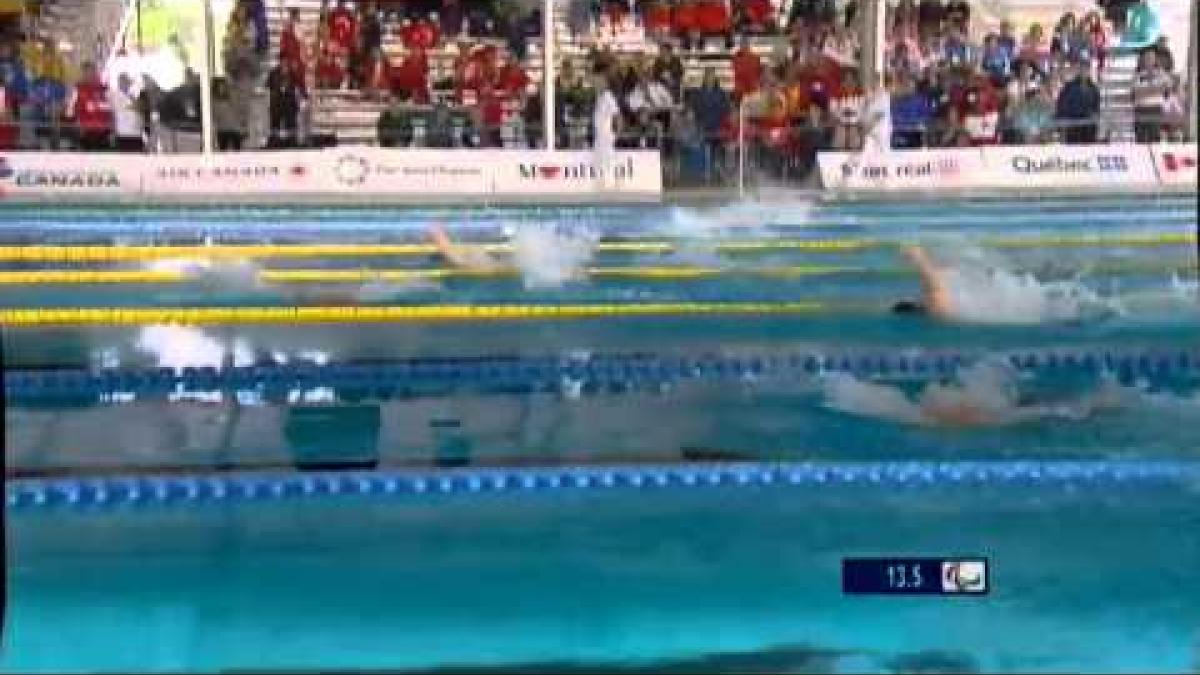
[110,73,145,152]
[592,74,622,188]
[861,74,893,154]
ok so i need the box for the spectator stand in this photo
[264,0,544,148]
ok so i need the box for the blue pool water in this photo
[2,195,1198,672]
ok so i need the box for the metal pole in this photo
[542,0,556,150]
[737,98,746,197]
[858,0,884,89]
[1188,0,1198,141]
[199,0,215,154]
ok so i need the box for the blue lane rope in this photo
[5,347,1198,402]
[8,460,1198,513]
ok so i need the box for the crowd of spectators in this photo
[0,0,1188,166]
[875,0,1184,149]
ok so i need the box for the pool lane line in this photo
[0,265,862,285]
[0,233,1192,261]
[0,261,1195,286]
[0,302,841,327]
[7,348,1197,401]
[8,460,1199,512]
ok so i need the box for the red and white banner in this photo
[0,152,143,198]
[138,149,662,199]
[1149,143,1199,188]
[817,148,986,191]
[140,151,324,195]
[978,144,1159,189]
[492,151,663,195]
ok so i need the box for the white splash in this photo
[823,359,1126,428]
[146,257,263,291]
[135,325,254,370]
[509,224,598,289]
[925,245,1120,325]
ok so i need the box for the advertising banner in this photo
[979,144,1159,189]
[318,149,492,195]
[817,148,987,191]
[491,151,664,195]
[0,153,144,198]
[1148,143,1199,188]
[140,151,324,195]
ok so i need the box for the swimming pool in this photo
[3,194,1199,672]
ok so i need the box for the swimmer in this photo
[428,222,507,273]
[823,361,1125,429]
[891,245,954,318]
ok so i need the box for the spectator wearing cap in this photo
[1055,64,1100,144]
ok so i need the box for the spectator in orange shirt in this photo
[328,0,359,54]
[392,47,430,104]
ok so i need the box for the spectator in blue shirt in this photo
[685,68,731,174]
[1055,65,1101,144]
[980,35,1012,85]
[942,28,972,68]
[891,76,933,148]
[0,41,28,101]
[997,21,1018,60]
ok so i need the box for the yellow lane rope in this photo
[0,265,860,285]
[0,233,1190,262]
[0,260,1191,286]
[0,302,832,327]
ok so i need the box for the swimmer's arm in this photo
[429,222,504,273]
[903,245,953,318]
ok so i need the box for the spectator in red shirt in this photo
[697,0,734,49]
[496,53,529,98]
[328,0,359,54]
[674,0,701,50]
[392,47,430,104]
[315,23,348,89]
[412,13,441,51]
[279,8,308,87]
[67,61,114,150]
[644,0,673,39]
[741,0,776,34]
[732,39,763,100]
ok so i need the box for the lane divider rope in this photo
[0,261,1193,286]
[0,302,833,326]
[7,348,1197,400]
[8,460,1198,512]
[0,233,1191,261]
[0,265,863,285]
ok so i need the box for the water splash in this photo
[822,359,1129,428]
[923,245,1121,325]
[134,325,254,370]
[509,224,598,289]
